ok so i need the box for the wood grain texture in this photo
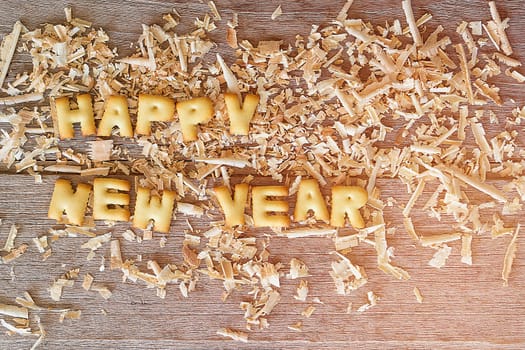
[0,0,524,349]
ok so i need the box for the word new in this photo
[48,178,368,233]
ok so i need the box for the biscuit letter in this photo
[294,179,329,223]
[252,186,290,228]
[136,94,175,135]
[214,183,249,227]
[93,178,130,222]
[176,97,214,142]
[48,179,91,226]
[330,186,367,229]
[54,94,96,139]
[97,95,133,137]
[224,93,259,135]
[133,187,176,233]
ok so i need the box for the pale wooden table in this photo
[0,0,524,349]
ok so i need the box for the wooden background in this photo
[0,0,524,349]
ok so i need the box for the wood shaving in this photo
[88,140,113,162]
[0,21,23,89]
[413,287,423,303]
[49,268,79,301]
[271,5,282,20]
[428,245,452,269]
[461,234,473,265]
[488,1,513,56]
[294,280,309,302]
[336,0,354,22]
[0,318,35,336]
[91,283,112,300]
[82,273,94,291]
[217,328,248,342]
[420,233,462,247]
[287,258,309,279]
[401,0,422,46]
[0,93,43,106]
[59,310,81,323]
[0,304,28,319]
[1,243,28,263]
[1,224,17,252]
[330,252,367,295]
[357,291,379,313]
[301,305,316,318]
[502,225,520,286]
[280,226,337,238]
[287,321,302,332]
[81,232,112,254]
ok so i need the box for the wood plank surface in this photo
[0,0,524,349]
